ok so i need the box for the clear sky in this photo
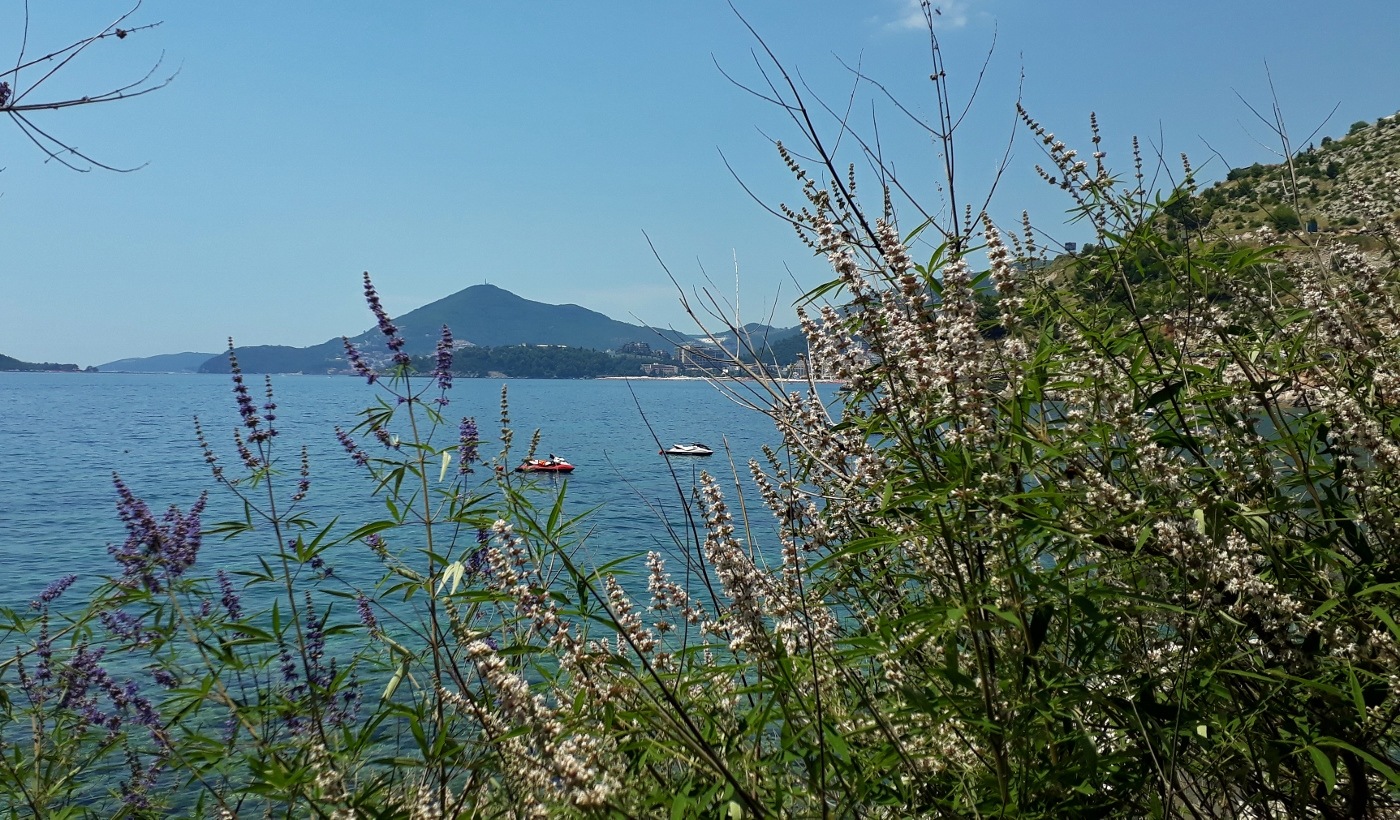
[3,1,1397,367]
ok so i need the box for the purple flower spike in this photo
[217,570,242,621]
[303,592,329,688]
[227,342,276,445]
[292,447,311,502]
[261,376,278,425]
[334,426,370,467]
[433,325,454,393]
[357,594,378,633]
[362,272,410,366]
[100,610,149,645]
[108,476,207,593]
[342,337,377,384]
[458,417,479,474]
[120,751,161,811]
[32,575,77,609]
[466,528,491,577]
[227,342,259,432]
[279,646,298,684]
[233,430,260,470]
[194,417,225,483]
[466,545,488,578]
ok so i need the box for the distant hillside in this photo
[697,324,807,366]
[1190,111,1400,237]
[0,353,81,372]
[198,343,338,375]
[199,283,800,375]
[357,284,682,353]
[761,327,808,366]
[98,351,220,373]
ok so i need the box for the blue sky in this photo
[4,1,1398,366]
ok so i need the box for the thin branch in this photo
[11,4,150,105]
[1,1,168,172]
[8,54,173,113]
[9,110,149,172]
[11,0,29,92]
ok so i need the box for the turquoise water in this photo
[0,372,821,609]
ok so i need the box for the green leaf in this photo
[206,520,254,538]
[345,520,398,541]
[382,659,409,702]
[1306,745,1336,794]
[223,623,273,641]
[824,726,850,762]
[436,561,466,597]
[1372,606,1400,645]
[1316,738,1400,787]
[671,796,692,820]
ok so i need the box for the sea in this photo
[0,372,833,611]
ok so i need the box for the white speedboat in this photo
[660,443,713,456]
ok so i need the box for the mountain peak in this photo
[360,283,669,352]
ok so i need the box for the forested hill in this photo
[353,283,684,354]
[0,353,81,372]
[197,284,692,374]
[194,283,802,375]
[98,352,220,373]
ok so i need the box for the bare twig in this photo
[1,1,171,172]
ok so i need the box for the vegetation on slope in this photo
[1187,111,1400,239]
[0,353,81,372]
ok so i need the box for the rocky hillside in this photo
[1196,112,1400,236]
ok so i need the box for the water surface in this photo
[0,372,826,608]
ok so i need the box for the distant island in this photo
[0,353,89,373]
[96,351,221,374]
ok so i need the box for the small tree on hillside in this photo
[1268,203,1302,231]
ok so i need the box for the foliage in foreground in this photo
[8,61,1400,820]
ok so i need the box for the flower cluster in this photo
[32,575,77,609]
[107,476,207,593]
[458,416,479,474]
[362,271,411,368]
[432,324,454,394]
[342,337,377,384]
